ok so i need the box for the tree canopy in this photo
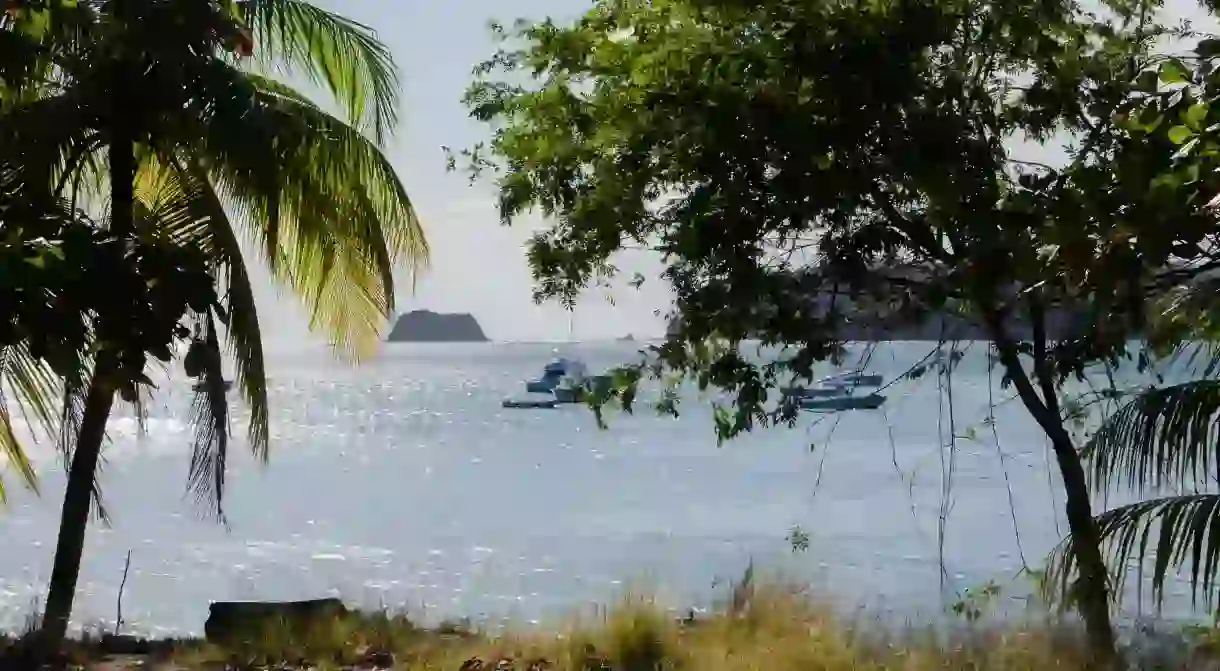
[461,0,1220,657]
[462,0,1201,435]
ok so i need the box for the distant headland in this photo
[387,310,489,342]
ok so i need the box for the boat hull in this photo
[502,398,559,409]
[782,386,844,398]
[526,379,560,393]
[840,373,883,387]
[782,373,883,400]
[553,386,582,403]
[798,393,886,411]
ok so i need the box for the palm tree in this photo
[0,166,218,512]
[0,0,427,647]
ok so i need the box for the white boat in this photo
[782,371,887,412]
[827,372,883,387]
[782,371,883,398]
[799,392,886,411]
[511,356,595,407]
[525,357,587,393]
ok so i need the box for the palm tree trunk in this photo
[40,100,136,649]
[39,377,115,645]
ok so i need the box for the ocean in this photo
[0,341,1198,636]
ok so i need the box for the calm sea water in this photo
[0,341,1197,636]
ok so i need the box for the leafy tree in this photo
[458,0,1220,659]
[0,0,428,647]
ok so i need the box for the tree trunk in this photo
[991,337,1116,663]
[1046,421,1118,662]
[39,377,115,646]
[40,92,135,650]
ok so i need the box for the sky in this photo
[254,0,1219,351]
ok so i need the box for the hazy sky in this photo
[257,0,1218,351]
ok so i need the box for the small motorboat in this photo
[782,371,883,399]
[799,393,886,411]
[525,358,587,393]
[502,397,560,409]
[831,372,883,387]
[782,385,848,399]
[511,357,610,407]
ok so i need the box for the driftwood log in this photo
[204,598,347,643]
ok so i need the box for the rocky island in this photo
[387,310,489,342]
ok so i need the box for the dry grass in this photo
[5,581,1210,670]
[139,585,1110,670]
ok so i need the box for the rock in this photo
[99,633,151,655]
[204,598,348,644]
[386,311,489,343]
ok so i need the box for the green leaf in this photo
[1160,59,1191,84]
[1135,104,1163,132]
[1169,125,1196,145]
[1186,103,1209,131]
[1135,69,1159,93]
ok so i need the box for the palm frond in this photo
[0,25,53,102]
[1048,495,1220,611]
[186,63,426,358]
[274,228,390,360]
[237,0,399,143]
[249,74,426,266]
[185,313,231,523]
[0,91,100,197]
[6,343,62,444]
[1084,380,1220,495]
[135,153,270,458]
[0,345,56,501]
[1143,278,1220,377]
